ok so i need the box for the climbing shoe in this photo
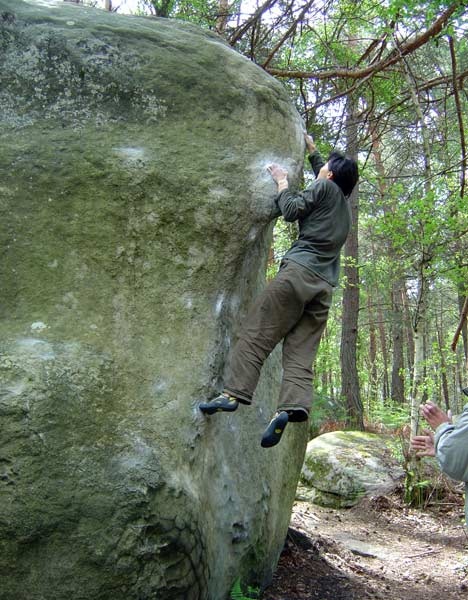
[199,393,239,415]
[261,411,289,448]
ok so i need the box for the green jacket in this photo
[275,151,351,287]
[434,403,468,524]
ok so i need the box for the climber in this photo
[199,133,359,447]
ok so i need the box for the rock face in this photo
[0,2,307,599]
[299,432,405,508]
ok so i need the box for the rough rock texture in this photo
[298,432,405,508]
[0,2,307,599]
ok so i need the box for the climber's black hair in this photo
[328,152,359,197]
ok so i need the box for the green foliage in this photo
[266,219,297,280]
[230,578,260,600]
[146,0,176,17]
[404,464,435,508]
[367,400,409,430]
[309,391,349,437]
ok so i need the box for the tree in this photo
[340,97,364,429]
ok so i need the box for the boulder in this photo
[298,431,405,508]
[0,2,307,599]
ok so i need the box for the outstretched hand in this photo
[304,133,316,154]
[420,401,452,430]
[411,430,435,457]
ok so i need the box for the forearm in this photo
[308,150,325,177]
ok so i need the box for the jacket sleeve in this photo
[308,150,325,177]
[269,202,282,219]
[434,403,468,482]
[275,180,326,222]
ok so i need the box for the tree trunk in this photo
[448,37,468,364]
[370,126,405,404]
[216,0,231,34]
[403,284,415,385]
[410,269,430,436]
[377,303,390,402]
[457,293,468,361]
[403,60,434,435]
[456,353,466,411]
[340,97,364,430]
[340,98,363,430]
[367,293,378,403]
[150,0,173,17]
[391,279,405,403]
[437,323,450,410]
[401,60,436,506]
[340,220,363,428]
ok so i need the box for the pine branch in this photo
[262,1,315,68]
[264,2,463,81]
[227,0,279,45]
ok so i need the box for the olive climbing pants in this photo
[224,259,333,414]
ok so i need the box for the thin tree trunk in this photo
[437,321,450,411]
[456,353,466,411]
[391,279,405,403]
[402,60,435,506]
[370,126,405,404]
[410,268,431,435]
[459,294,467,360]
[216,0,230,34]
[340,97,363,429]
[448,36,468,364]
[320,370,328,400]
[403,60,434,436]
[377,303,390,402]
[367,294,378,403]
[340,216,363,429]
[323,328,336,403]
[452,294,468,357]
[403,284,415,384]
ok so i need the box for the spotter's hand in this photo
[420,401,451,430]
[410,431,435,457]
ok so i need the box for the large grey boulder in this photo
[0,2,307,599]
[298,432,405,508]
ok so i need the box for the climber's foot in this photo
[199,393,239,415]
[285,408,309,422]
[261,411,289,448]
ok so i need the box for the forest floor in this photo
[261,490,468,600]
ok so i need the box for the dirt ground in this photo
[261,490,468,600]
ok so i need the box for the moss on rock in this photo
[0,2,306,599]
[299,431,405,508]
